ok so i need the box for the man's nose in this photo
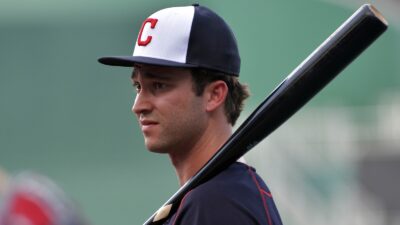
[132,92,153,116]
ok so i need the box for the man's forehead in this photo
[131,64,191,79]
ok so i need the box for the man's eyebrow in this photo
[131,70,175,80]
[131,70,136,79]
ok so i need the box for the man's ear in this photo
[204,80,228,112]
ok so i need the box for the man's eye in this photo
[133,82,141,92]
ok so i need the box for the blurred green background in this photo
[0,0,398,225]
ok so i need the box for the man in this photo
[99,4,283,225]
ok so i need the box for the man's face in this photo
[131,64,208,154]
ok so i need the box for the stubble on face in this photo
[132,66,208,155]
[146,96,207,155]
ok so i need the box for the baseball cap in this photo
[98,4,240,76]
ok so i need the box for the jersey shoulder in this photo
[188,162,265,203]
[168,162,283,225]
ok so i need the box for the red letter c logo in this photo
[137,18,158,46]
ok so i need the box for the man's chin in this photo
[144,141,170,154]
[147,148,169,154]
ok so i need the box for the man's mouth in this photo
[140,120,159,132]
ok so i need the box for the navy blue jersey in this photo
[164,162,283,225]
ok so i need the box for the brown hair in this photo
[191,69,250,126]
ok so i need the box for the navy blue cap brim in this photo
[98,56,198,68]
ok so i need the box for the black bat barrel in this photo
[144,4,388,224]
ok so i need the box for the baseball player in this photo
[99,4,283,225]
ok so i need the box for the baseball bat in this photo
[144,4,388,224]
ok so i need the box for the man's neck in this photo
[169,121,232,186]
